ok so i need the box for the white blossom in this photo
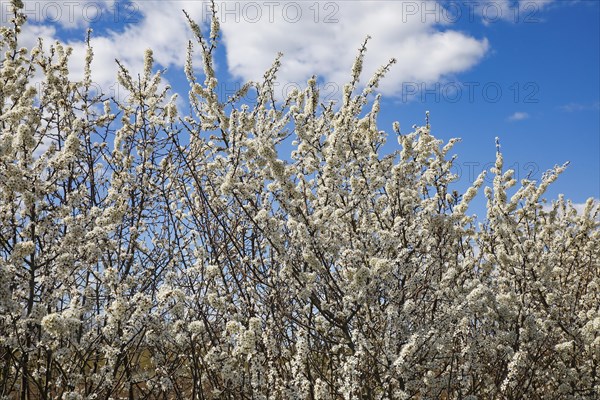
[0,2,597,398]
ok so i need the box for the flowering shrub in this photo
[0,1,598,399]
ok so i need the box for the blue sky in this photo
[7,0,599,216]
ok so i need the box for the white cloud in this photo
[217,1,489,98]
[9,0,563,103]
[508,111,529,121]
[559,102,600,112]
[0,2,173,95]
[8,1,489,101]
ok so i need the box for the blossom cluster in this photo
[0,1,598,399]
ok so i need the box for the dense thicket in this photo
[1,1,598,399]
